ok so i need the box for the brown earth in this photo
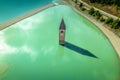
[82,0,120,17]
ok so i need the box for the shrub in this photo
[81,7,86,11]
[79,3,83,7]
[100,16,105,22]
[116,6,120,10]
[111,19,120,29]
[95,11,101,18]
[90,0,95,3]
[95,15,100,19]
[105,17,113,24]
[75,0,77,3]
[88,7,95,15]
[92,10,101,19]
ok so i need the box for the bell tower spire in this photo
[59,18,66,45]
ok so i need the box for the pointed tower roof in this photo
[59,19,66,30]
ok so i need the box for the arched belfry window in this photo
[61,30,64,33]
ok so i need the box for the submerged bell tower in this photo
[59,19,66,45]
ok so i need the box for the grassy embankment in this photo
[82,0,120,17]
[73,0,120,37]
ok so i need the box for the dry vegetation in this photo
[82,0,120,17]
[81,0,120,37]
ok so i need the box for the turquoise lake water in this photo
[0,5,120,80]
[0,0,58,23]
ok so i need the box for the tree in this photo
[90,0,96,3]
[75,0,77,3]
[88,0,120,6]
[100,16,105,22]
[88,7,95,15]
[105,17,113,24]
[94,10,101,19]
[111,19,120,29]
[79,3,83,7]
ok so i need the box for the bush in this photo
[100,16,105,22]
[95,15,100,19]
[79,3,83,7]
[90,0,95,3]
[95,11,101,18]
[88,7,95,15]
[105,17,113,24]
[111,19,120,29]
[81,7,86,11]
[74,0,77,3]
[116,6,120,10]
[92,10,101,19]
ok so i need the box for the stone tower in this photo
[59,19,66,45]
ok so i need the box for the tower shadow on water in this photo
[59,18,97,58]
[61,41,98,58]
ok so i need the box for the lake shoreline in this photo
[0,0,119,59]
[65,0,120,59]
[0,3,55,30]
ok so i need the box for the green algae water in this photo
[0,5,120,80]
